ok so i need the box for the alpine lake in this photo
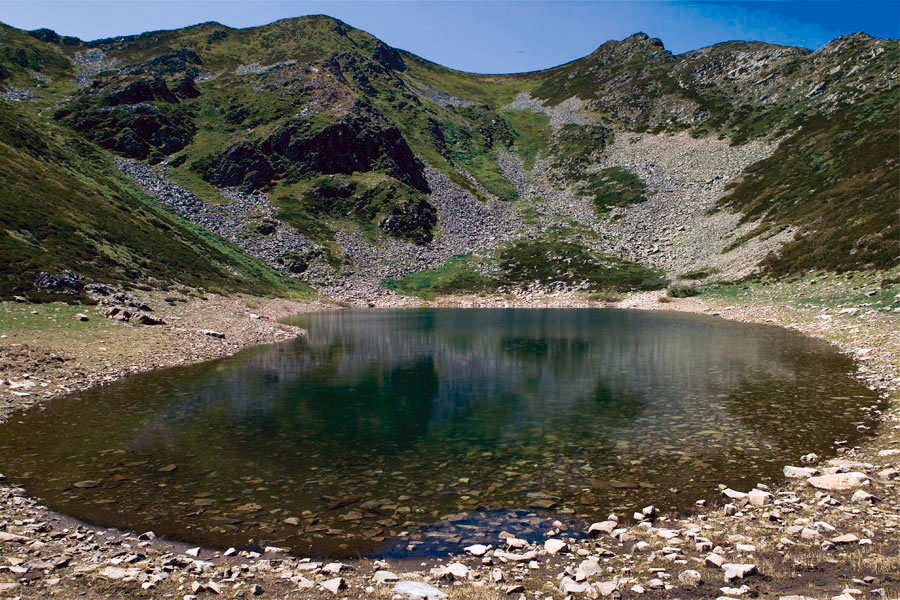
[0,309,883,558]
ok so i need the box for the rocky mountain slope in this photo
[0,17,896,301]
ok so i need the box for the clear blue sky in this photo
[2,1,897,73]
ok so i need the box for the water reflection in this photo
[0,309,882,558]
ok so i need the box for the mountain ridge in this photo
[0,15,897,302]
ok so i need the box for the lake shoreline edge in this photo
[1,286,898,599]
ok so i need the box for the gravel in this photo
[115,158,319,273]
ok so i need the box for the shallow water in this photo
[0,309,882,558]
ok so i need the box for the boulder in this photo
[784,466,818,478]
[392,581,448,600]
[807,472,869,491]
[544,538,568,554]
[678,569,702,587]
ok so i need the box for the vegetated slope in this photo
[0,16,897,301]
[718,88,899,275]
[0,102,311,299]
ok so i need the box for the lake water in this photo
[0,309,882,558]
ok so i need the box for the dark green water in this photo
[0,309,882,558]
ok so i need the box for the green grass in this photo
[0,102,313,300]
[492,229,667,291]
[579,167,648,215]
[384,254,492,299]
[718,89,899,275]
[666,283,700,298]
[501,110,551,170]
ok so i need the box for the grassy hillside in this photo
[718,89,899,275]
[0,102,312,299]
[1,15,897,298]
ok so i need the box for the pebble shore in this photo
[1,286,898,599]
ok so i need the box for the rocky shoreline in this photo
[1,289,898,600]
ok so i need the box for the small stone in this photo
[321,577,346,594]
[250,584,264,596]
[647,578,665,590]
[747,489,772,506]
[73,480,101,489]
[807,472,868,491]
[100,566,128,580]
[322,562,347,575]
[392,580,448,600]
[588,521,617,536]
[784,466,818,478]
[832,534,859,544]
[678,569,702,587]
[722,488,747,499]
[158,464,178,473]
[705,554,725,568]
[850,490,877,504]
[75,313,89,321]
[464,544,489,556]
[596,581,618,596]
[373,570,399,584]
[442,563,469,580]
[185,547,200,557]
[0,531,28,543]
[723,563,757,582]
[503,585,525,595]
[544,538,567,554]
[577,559,602,578]
[800,528,820,540]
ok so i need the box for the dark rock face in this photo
[28,28,60,44]
[127,49,203,77]
[371,41,405,72]
[173,76,200,99]
[34,271,83,295]
[380,197,436,244]
[199,142,274,190]
[103,78,179,106]
[68,103,195,160]
[199,103,427,194]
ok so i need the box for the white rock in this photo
[722,488,747,499]
[678,569,702,586]
[392,581,448,600]
[320,577,346,594]
[784,466,818,478]
[442,563,469,580]
[705,554,725,568]
[807,472,869,491]
[850,490,876,504]
[577,559,602,578]
[545,538,568,554]
[588,521,617,536]
[723,563,757,582]
[596,580,618,596]
[373,570,399,584]
[747,489,772,506]
[463,543,489,556]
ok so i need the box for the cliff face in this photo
[0,16,897,300]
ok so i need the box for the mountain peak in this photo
[590,32,669,65]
